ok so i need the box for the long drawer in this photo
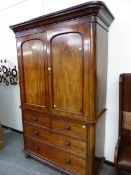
[52,118,87,139]
[23,111,49,128]
[25,137,86,175]
[24,123,86,158]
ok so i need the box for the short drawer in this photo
[52,118,87,139]
[25,137,86,175]
[24,123,86,158]
[23,111,49,128]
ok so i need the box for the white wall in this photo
[0,0,131,162]
[104,0,131,162]
[0,0,44,131]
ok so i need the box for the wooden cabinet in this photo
[10,1,114,175]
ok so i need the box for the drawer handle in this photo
[65,125,70,130]
[34,147,39,151]
[64,158,70,164]
[33,116,38,121]
[34,131,39,135]
[65,142,71,147]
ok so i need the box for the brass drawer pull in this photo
[34,131,39,135]
[33,116,38,121]
[65,141,71,147]
[64,158,70,164]
[65,125,70,130]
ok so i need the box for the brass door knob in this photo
[83,125,86,128]
[48,67,51,71]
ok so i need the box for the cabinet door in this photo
[47,23,90,120]
[17,33,48,112]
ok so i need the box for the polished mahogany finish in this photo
[52,118,87,139]
[10,1,114,175]
[51,32,83,114]
[24,122,86,158]
[23,111,49,128]
[114,74,131,174]
[25,137,86,175]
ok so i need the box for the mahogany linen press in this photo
[10,1,114,175]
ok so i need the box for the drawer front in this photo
[23,111,49,127]
[52,119,87,139]
[25,137,86,175]
[24,123,86,158]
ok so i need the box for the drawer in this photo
[24,123,86,158]
[25,137,86,175]
[52,118,87,139]
[23,111,49,128]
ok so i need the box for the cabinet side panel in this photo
[95,113,106,158]
[95,24,108,158]
[96,25,108,116]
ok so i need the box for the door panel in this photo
[47,23,90,119]
[19,33,48,112]
[51,33,83,113]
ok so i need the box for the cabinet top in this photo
[10,1,114,33]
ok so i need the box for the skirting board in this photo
[2,125,23,134]
[104,160,114,167]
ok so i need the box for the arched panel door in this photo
[18,33,48,112]
[47,24,90,120]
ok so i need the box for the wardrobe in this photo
[10,1,114,175]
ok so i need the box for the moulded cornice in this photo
[10,1,114,33]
